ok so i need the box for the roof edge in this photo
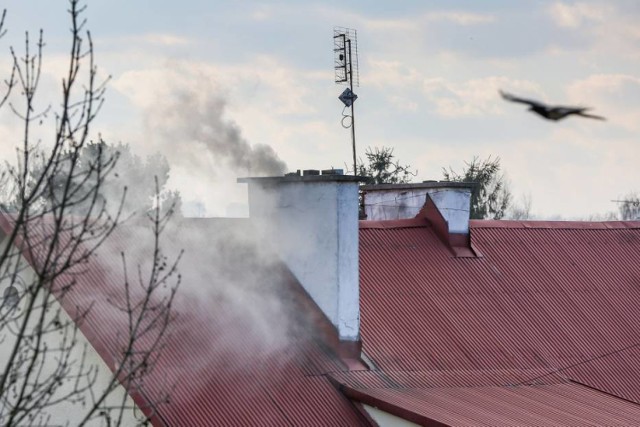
[471,220,640,230]
[361,181,475,191]
[359,217,428,229]
[238,175,363,184]
[334,383,449,427]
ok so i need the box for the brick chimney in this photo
[238,170,362,342]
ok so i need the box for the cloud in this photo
[365,59,422,88]
[424,11,496,25]
[547,2,640,56]
[548,2,607,28]
[566,73,640,131]
[364,10,495,32]
[365,60,545,118]
[422,76,540,117]
[113,56,317,117]
[389,95,419,112]
[351,8,497,60]
[139,33,191,47]
[95,33,193,52]
[250,4,273,22]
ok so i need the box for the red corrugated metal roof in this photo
[340,382,640,427]
[359,217,640,423]
[3,217,369,426]
[12,209,640,425]
[330,369,567,389]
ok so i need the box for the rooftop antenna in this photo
[334,27,359,176]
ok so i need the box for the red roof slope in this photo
[3,217,368,426]
[339,382,640,427]
[358,217,640,424]
[113,219,371,426]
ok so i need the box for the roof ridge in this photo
[470,220,640,230]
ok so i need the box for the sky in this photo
[1,0,640,218]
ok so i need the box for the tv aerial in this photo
[334,27,359,176]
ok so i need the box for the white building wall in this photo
[364,189,430,220]
[0,237,141,426]
[363,185,472,234]
[244,177,361,341]
[428,188,472,234]
[336,183,360,339]
[363,404,421,427]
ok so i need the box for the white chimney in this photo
[238,171,361,342]
[362,182,473,234]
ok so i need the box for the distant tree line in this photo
[616,193,640,220]
[3,140,182,218]
[357,146,526,220]
[356,146,416,185]
[442,156,511,220]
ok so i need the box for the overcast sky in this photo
[2,1,639,218]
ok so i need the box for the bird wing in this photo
[577,111,606,121]
[552,107,585,115]
[499,90,547,108]
[553,106,605,120]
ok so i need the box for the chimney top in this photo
[361,181,475,191]
[238,169,363,184]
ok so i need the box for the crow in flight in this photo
[500,90,605,121]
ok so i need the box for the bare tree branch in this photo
[0,2,180,426]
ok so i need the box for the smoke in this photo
[93,66,317,368]
[0,45,299,427]
[111,64,289,216]
[147,89,287,177]
[81,66,323,398]
[170,219,303,351]
[95,217,318,376]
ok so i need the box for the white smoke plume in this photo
[112,64,288,216]
[101,66,317,356]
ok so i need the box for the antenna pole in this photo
[334,27,359,175]
[347,39,357,176]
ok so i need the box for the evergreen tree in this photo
[443,156,511,219]
[357,146,415,184]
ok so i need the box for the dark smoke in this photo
[146,87,286,177]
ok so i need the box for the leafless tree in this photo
[0,2,180,426]
[507,193,533,220]
[26,140,183,219]
[616,192,640,221]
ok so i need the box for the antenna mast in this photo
[334,27,359,176]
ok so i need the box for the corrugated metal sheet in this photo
[342,382,640,427]
[3,217,368,426]
[330,369,567,390]
[11,209,640,425]
[359,218,640,422]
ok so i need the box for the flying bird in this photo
[499,90,605,121]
